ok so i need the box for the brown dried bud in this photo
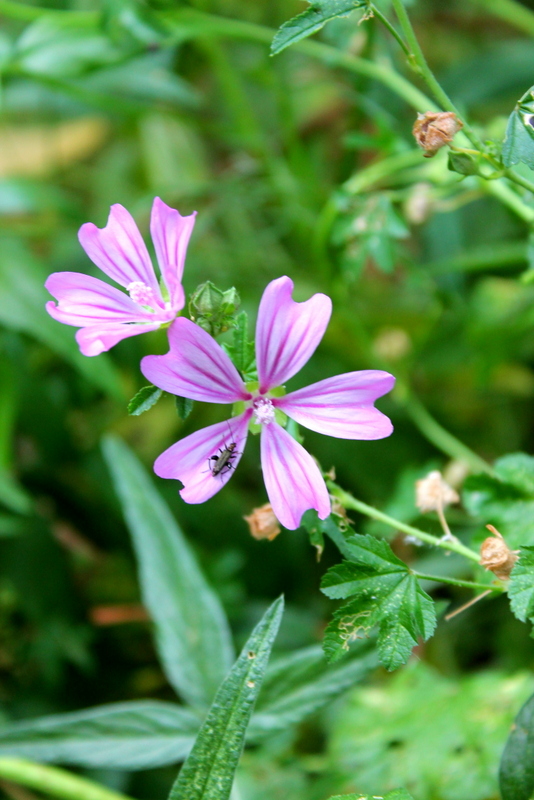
[480,524,519,580]
[413,112,463,158]
[415,470,459,513]
[244,503,281,541]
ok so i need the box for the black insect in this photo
[208,427,242,477]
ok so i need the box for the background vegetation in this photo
[2,0,534,798]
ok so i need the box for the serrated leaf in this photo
[500,690,534,800]
[102,436,234,709]
[169,596,284,800]
[496,453,534,496]
[271,0,370,56]
[502,86,534,168]
[321,535,436,670]
[175,396,194,420]
[128,385,163,416]
[508,546,534,623]
[0,701,200,769]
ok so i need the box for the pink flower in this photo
[141,276,395,530]
[45,198,196,356]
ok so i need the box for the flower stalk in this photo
[0,759,134,800]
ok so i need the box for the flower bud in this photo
[244,503,281,541]
[480,524,518,580]
[189,281,241,336]
[413,111,463,158]
[415,470,459,513]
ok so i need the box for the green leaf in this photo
[102,436,234,709]
[463,453,534,549]
[0,238,123,400]
[508,546,534,624]
[321,535,436,670]
[0,701,200,769]
[500,690,534,800]
[127,385,163,416]
[175,396,194,420]
[301,509,354,560]
[271,0,371,55]
[225,311,255,377]
[502,86,534,168]
[448,151,479,176]
[248,641,378,740]
[169,596,284,800]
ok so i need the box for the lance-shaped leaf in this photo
[102,436,234,709]
[0,702,200,769]
[169,596,284,800]
[271,0,371,55]
[508,546,534,625]
[500,690,534,800]
[321,535,436,670]
[128,385,163,416]
[249,640,378,739]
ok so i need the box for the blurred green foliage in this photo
[2,0,534,798]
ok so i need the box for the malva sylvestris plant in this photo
[45,197,196,356]
[141,275,396,529]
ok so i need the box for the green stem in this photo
[343,148,424,194]
[401,391,495,476]
[414,572,504,593]
[469,0,534,36]
[426,240,527,275]
[503,168,534,195]
[482,178,534,224]
[328,482,481,563]
[0,759,134,800]
[390,0,481,148]
[0,0,93,22]
[369,4,411,57]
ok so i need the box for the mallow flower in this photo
[45,198,196,356]
[141,276,395,530]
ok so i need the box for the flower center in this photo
[127,281,156,309]
[252,397,275,425]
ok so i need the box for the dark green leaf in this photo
[0,701,200,769]
[169,596,284,800]
[102,436,234,709]
[508,546,534,623]
[127,385,163,416]
[502,86,534,168]
[321,535,436,670]
[500,691,534,800]
[175,396,194,420]
[301,509,354,559]
[271,0,371,55]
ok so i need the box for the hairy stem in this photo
[0,760,134,800]
[328,483,482,563]
[415,572,504,593]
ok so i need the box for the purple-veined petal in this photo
[76,321,161,356]
[45,272,155,326]
[150,197,195,309]
[260,422,330,530]
[256,276,332,393]
[275,371,395,439]
[141,317,250,404]
[78,204,163,304]
[154,412,251,504]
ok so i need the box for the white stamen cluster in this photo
[127,281,156,308]
[253,397,275,425]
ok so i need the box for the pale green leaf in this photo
[0,702,200,769]
[169,596,284,800]
[508,546,534,624]
[127,385,163,416]
[102,436,234,709]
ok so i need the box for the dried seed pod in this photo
[244,503,281,541]
[413,111,463,157]
[415,470,459,513]
[480,524,519,580]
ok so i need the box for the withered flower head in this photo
[480,524,519,580]
[413,111,463,158]
[415,470,459,513]
[244,503,281,541]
